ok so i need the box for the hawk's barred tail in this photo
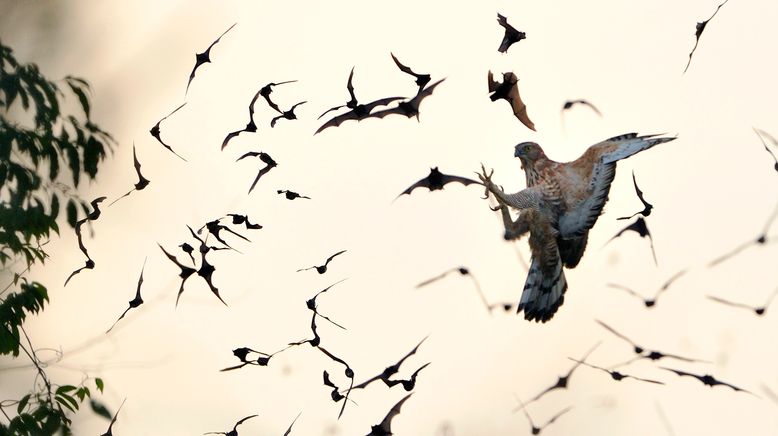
[518,256,568,322]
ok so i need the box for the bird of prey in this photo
[607,269,688,308]
[351,336,428,391]
[397,167,480,199]
[298,250,347,274]
[366,393,413,436]
[568,358,664,385]
[186,23,237,95]
[481,133,675,321]
[259,80,297,113]
[416,267,492,314]
[65,196,107,286]
[271,101,306,127]
[617,171,653,220]
[390,53,431,92]
[221,89,263,150]
[519,343,600,405]
[367,78,446,121]
[106,259,146,333]
[753,128,778,173]
[660,367,753,395]
[150,103,187,161]
[110,144,150,206]
[100,398,126,436]
[513,396,571,435]
[496,13,526,53]
[595,320,708,365]
[561,99,602,117]
[237,151,278,193]
[706,287,778,316]
[277,189,311,200]
[604,216,657,265]
[488,71,535,131]
[684,0,729,73]
[204,414,259,436]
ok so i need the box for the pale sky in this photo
[1,0,778,435]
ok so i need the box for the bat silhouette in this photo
[283,412,302,436]
[384,362,430,391]
[305,278,348,330]
[186,23,237,95]
[706,287,778,316]
[106,259,146,333]
[204,414,258,436]
[366,393,413,436]
[226,214,263,230]
[514,396,571,435]
[417,267,491,314]
[754,128,778,173]
[158,244,197,307]
[684,0,729,74]
[496,13,526,53]
[221,88,264,150]
[604,216,657,265]
[319,346,355,419]
[298,250,347,274]
[199,218,251,250]
[522,343,600,405]
[180,242,196,265]
[150,103,187,161]
[277,189,311,200]
[65,196,107,286]
[352,336,428,391]
[319,67,359,119]
[367,78,445,121]
[708,200,778,267]
[271,101,307,127]
[289,311,322,348]
[660,367,753,395]
[109,144,150,206]
[488,71,535,131]
[259,80,297,113]
[315,96,403,134]
[237,151,278,193]
[595,320,707,365]
[186,225,228,306]
[561,99,602,116]
[396,167,480,199]
[100,398,126,436]
[568,358,664,385]
[607,269,687,308]
[220,346,291,371]
[617,171,653,220]
[390,53,431,92]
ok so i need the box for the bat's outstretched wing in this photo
[315,97,403,134]
[684,0,729,73]
[372,393,413,435]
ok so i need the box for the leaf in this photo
[65,78,90,119]
[90,399,112,420]
[94,377,104,393]
[17,393,31,414]
[55,395,77,413]
[66,199,77,228]
[55,385,77,396]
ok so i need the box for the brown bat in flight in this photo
[319,67,359,119]
[366,393,414,436]
[351,336,428,391]
[367,78,445,121]
[106,259,146,333]
[496,13,526,53]
[514,396,571,435]
[384,362,431,391]
[706,287,778,316]
[271,101,307,127]
[237,151,278,193]
[277,190,311,200]
[259,80,297,113]
[390,53,431,92]
[684,0,729,74]
[315,96,403,134]
[150,103,187,161]
[396,167,480,199]
[617,171,653,220]
[417,266,492,314]
[488,71,535,131]
[562,99,602,117]
[298,250,347,274]
[520,343,600,406]
[100,398,126,436]
[221,89,263,150]
[708,202,778,267]
[65,196,107,286]
[607,269,688,308]
[595,320,708,365]
[660,367,754,395]
[110,144,150,206]
[604,216,657,265]
[204,414,258,436]
[568,358,664,385]
[158,244,197,307]
[186,23,237,94]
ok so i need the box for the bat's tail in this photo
[517,255,567,323]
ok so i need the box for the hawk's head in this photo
[514,142,544,164]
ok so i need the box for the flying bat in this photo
[684,0,729,74]
[319,67,359,119]
[283,412,302,436]
[568,358,664,385]
[496,13,527,53]
[318,346,355,419]
[186,23,237,95]
[259,80,297,113]
[521,343,600,405]
[109,144,151,206]
[158,244,197,307]
[100,398,126,436]
[617,171,653,220]
[660,367,753,395]
[220,346,289,371]
[106,259,146,333]
[298,250,347,274]
[289,311,322,348]
[186,226,228,307]
[416,266,491,314]
[277,190,311,200]
[706,287,778,316]
[604,216,657,265]
[562,99,602,116]
[271,101,306,127]
[514,396,571,436]
[384,362,430,391]
[488,71,535,131]
[607,269,687,308]
[315,96,403,134]
[367,78,445,121]
[595,319,707,365]
[352,336,428,391]
[396,167,480,199]
[753,128,778,173]
[221,88,263,150]
[65,196,107,286]
[366,393,413,436]
[708,201,778,266]
[226,214,263,230]
[390,53,431,91]
[305,278,348,330]
[204,414,259,436]
[237,151,278,193]
[199,219,251,250]
[150,103,187,161]
[180,242,196,265]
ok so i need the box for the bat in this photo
[513,395,571,436]
[383,362,430,391]
[150,103,187,161]
[318,346,355,419]
[271,101,306,127]
[568,358,664,385]
[158,244,197,307]
[277,189,311,200]
[297,250,347,274]
[259,80,297,113]
[100,398,126,436]
[617,171,653,220]
[390,53,431,91]
[185,225,228,307]
[396,167,480,199]
[315,96,404,134]
[305,278,348,330]
[237,151,278,193]
[367,78,445,121]
[283,411,302,436]
[289,311,321,347]
[521,343,600,405]
[366,393,413,436]
[607,269,687,308]
[708,200,778,266]
[221,88,263,150]
[562,99,601,116]
[65,196,108,286]
[186,23,237,95]
[180,242,196,265]
[496,13,527,53]
[706,287,778,316]
[595,320,707,365]
[416,266,491,314]
[204,414,259,436]
[604,217,657,265]
[199,218,251,249]
[754,128,778,173]
[220,346,290,371]
[351,336,428,391]
[319,67,358,119]
[226,214,263,230]
[660,367,753,395]
[488,71,535,131]
[106,259,146,333]
[684,0,729,74]
[109,143,150,206]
